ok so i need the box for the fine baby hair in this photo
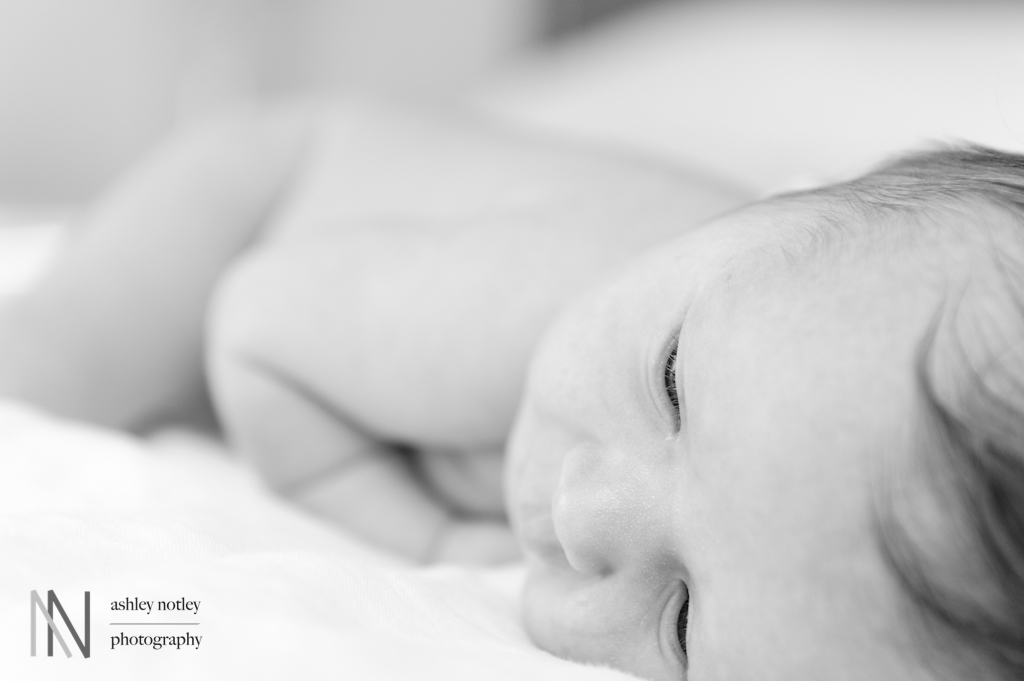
[803,146,1024,680]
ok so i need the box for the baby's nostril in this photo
[552,496,593,573]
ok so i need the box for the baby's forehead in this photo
[735,190,1004,289]
[676,196,1000,374]
[723,190,1024,425]
[692,197,912,304]
[654,187,1020,366]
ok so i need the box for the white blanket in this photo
[0,403,633,680]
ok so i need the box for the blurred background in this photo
[0,0,663,205]
[0,0,1021,206]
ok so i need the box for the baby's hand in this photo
[208,351,519,564]
[291,444,520,563]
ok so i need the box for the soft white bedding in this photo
[0,401,641,680]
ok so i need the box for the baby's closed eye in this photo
[662,337,683,432]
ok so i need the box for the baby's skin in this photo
[0,99,746,562]
[505,191,989,680]
[3,100,998,680]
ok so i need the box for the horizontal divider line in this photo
[109,623,200,625]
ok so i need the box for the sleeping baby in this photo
[0,99,1021,681]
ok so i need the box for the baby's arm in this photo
[0,99,749,564]
[200,100,749,561]
[0,100,525,562]
[0,103,311,429]
[204,222,585,564]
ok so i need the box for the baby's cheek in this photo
[416,446,507,518]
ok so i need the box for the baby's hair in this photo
[825,146,1024,680]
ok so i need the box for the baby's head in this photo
[505,146,1024,680]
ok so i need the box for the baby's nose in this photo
[552,443,668,575]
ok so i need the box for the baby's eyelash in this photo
[677,585,690,661]
[664,345,680,411]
